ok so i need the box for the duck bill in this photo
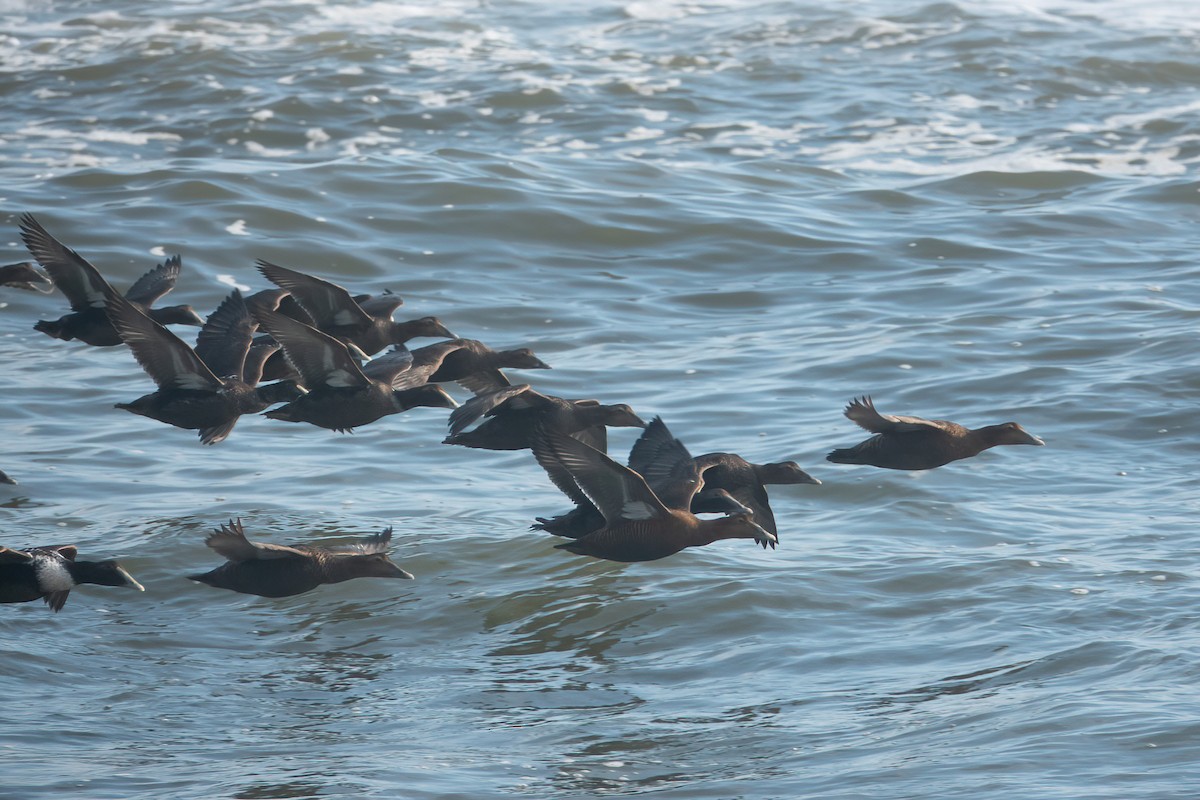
[389,566,415,580]
[1018,431,1046,446]
[118,567,146,591]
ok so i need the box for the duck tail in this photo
[33,319,69,340]
[825,447,860,464]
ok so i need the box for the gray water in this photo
[2,1,1199,798]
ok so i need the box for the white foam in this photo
[216,274,252,291]
[244,141,297,157]
[225,220,249,236]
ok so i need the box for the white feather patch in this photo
[34,556,75,592]
[621,500,655,520]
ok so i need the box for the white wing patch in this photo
[621,500,656,520]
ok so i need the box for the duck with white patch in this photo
[188,519,414,598]
[530,423,776,562]
[0,545,144,612]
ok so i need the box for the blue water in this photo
[2,1,1199,797]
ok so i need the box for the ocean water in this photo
[2,0,1199,797]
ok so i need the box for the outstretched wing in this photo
[106,290,223,392]
[19,213,113,312]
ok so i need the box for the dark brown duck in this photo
[0,545,144,612]
[188,520,414,598]
[107,289,304,445]
[0,261,52,292]
[255,307,456,432]
[400,339,551,395]
[531,425,775,562]
[257,260,454,356]
[826,395,1045,470]
[686,453,820,547]
[444,383,644,451]
[20,213,202,346]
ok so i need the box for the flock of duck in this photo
[0,213,1046,611]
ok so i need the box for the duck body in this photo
[0,545,144,611]
[256,260,454,356]
[264,382,453,433]
[35,304,202,347]
[117,380,299,444]
[21,214,202,346]
[688,454,820,544]
[444,384,644,451]
[108,288,303,445]
[254,306,454,433]
[827,396,1045,470]
[188,520,413,598]
[531,423,775,562]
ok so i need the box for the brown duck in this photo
[0,261,52,292]
[257,260,453,356]
[20,213,203,346]
[188,520,413,598]
[826,396,1045,470]
[531,425,775,562]
[401,339,551,395]
[444,383,644,451]
[255,307,456,432]
[107,288,303,445]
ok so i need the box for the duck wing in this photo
[194,290,256,381]
[531,426,670,527]
[203,519,309,562]
[446,384,544,436]
[106,290,223,392]
[361,348,417,388]
[19,213,114,312]
[626,417,702,510]
[253,306,370,390]
[355,290,404,319]
[455,368,511,396]
[571,424,608,453]
[124,254,183,305]
[0,547,33,564]
[844,395,946,434]
[327,527,393,555]
[256,260,375,330]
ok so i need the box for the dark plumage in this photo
[535,418,817,548]
[444,383,644,451]
[533,415,706,540]
[188,520,413,597]
[255,307,456,432]
[0,470,15,485]
[826,396,1045,470]
[0,545,144,612]
[20,213,203,346]
[0,261,52,292]
[257,260,454,356]
[686,453,820,548]
[107,289,304,445]
[531,425,775,562]
[400,339,551,395]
